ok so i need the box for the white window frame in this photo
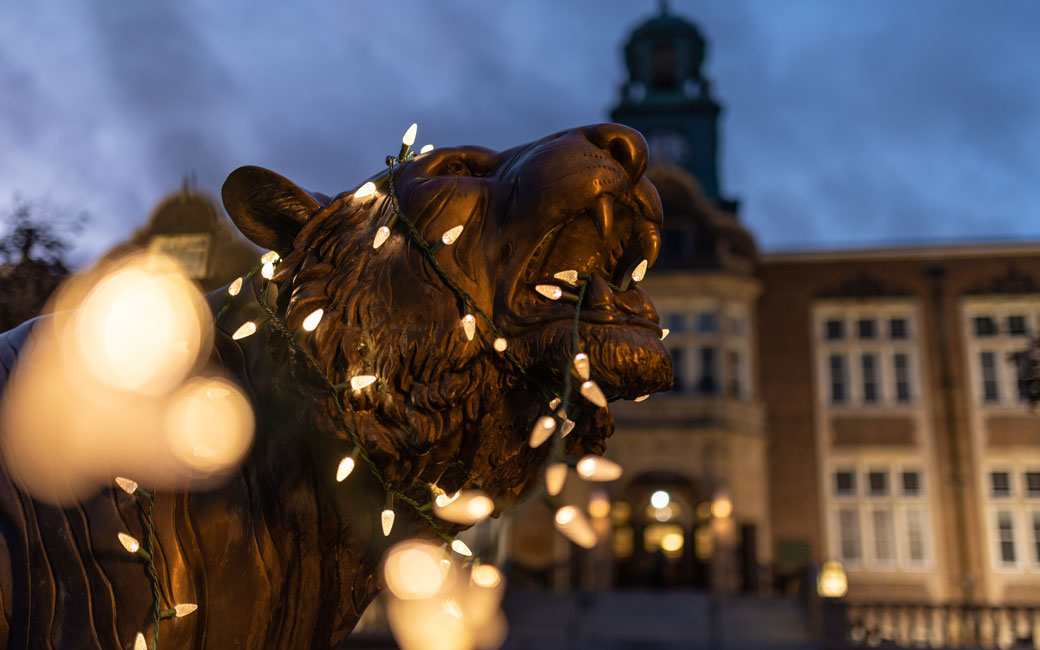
[961,297,1040,409]
[983,460,1040,572]
[659,299,753,400]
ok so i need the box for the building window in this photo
[829,355,847,404]
[1009,315,1028,336]
[1027,472,1040,497]
[830,463,931,568]
[727,350,741,397]
[902,471,922,496]
[834,470,856,496]
[666,312,685,334]
[825,319,845,340]
[867,470,889,496]
[991,471,1013,497]
[698,347,718,395]
[816,303,918,409]
[670,348,685,393]
[975,316,998,337]
[697,311,718,334]
[872,509,895,563]
[998,512,1017,565]
[906,509,926,562]
[728,315,745,336]
[861,353,878,403]
[838,509,861,563]
[889,318,908,340]
[980,351,1000,403]
[1033,514,1040,564]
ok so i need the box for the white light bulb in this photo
[434,490,495,524]
[260,250,280,265]
[631,259,648,283]
[493,337,508,352]
[350,374,377,390]
[635,394,650,403]
[336,456,355,482]
[206,386,230,399]
[576,455,623,482]
[535,284,563,300]
[402,123,418,146]
[471,564,502,588]
[549,397,561,409]
[546,463,567,496]
[553,270,579,285]
[461,314,476,341]
[174,603,198,617]
[528,416,556,448]
[381,509,395,536]
[420,144,434,154]
[554,506,597,548]
[228,277,243,296]
[355,181,376,199]
[580,380,607,408]
[115,477,138,495]
[302,308,324,332]
[560,419,576,437]
[660,328,670,340]
[231,321,256,340]
[118,532,141,554]
[373,226,391,249]
[441,225,464,245]
[435,491,460,508]
[134,633,147,650]
[451,539,472,556]
[573,353,590,380]
[261,261,275,279]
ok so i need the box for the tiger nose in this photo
[582,123,649,182]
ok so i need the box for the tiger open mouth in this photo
[505,187,663,333]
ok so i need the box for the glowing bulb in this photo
[711,493,733,519]
[588,491,611,519]
[660,328,670,340]
[554,506,597,548]
[261,261,275,279]
[471,564,502,588]
[206,386,230,398]
[650,490,670,509]
[635,394,650,403]
[461,314,476,341]
[631,259,648,282]
[451,539,472,556]
[231,321,256,340]
[493,337,508,352]
[118,532,141,554]
[546,463,567,496]
[576,455,623,482]
[134,633,147,650]
[355,181,376,199]
[572,353,590,380]
[420,144,434,154]
[261,250,280,265]
[350,374,377,390]
[228,277,243,296]
[580,380,607,408]
[560,419,575,437]
[529,416,556,448]
[174,603,198,617]
[549,397,561,410]
[553,270,579,285]
[436,491,460,508]
[402,123,418,146]
[115,477,138,495]
[660,532,684,552]
[535,284,563,300]
[385,541,448,600]
[443,598,464,619]
[336,455,355,482]
[302,308,324,332]
[441,225,464,245]
[381,509,395,536]
[373,225,391,249]
[435,490,494,524]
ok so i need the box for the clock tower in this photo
[610,2,737,214]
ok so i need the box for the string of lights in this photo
[116,123,652,648]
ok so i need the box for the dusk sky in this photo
[1,1,1038,267]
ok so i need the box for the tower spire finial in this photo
[658,0,669,16]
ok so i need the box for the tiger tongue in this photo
[581,274,619,313]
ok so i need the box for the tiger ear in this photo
[222,166,323,255]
